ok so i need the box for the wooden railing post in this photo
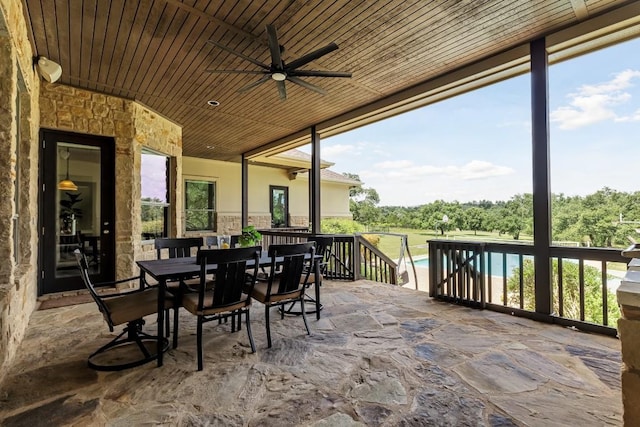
[353,235,362,280]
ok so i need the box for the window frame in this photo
[269,185,289,228]
[140,148,170,241]
[184,178,217,232]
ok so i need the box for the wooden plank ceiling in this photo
[23,0,631,161]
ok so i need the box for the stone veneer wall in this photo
[0,0,41,383]
[289,215,309,228]
[183,215,272,241]
[40,85,182,278]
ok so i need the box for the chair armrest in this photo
[93,276,145,290]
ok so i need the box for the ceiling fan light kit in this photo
[207,24,352,100]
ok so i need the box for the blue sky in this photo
[314,37,640,207]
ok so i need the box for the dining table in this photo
[136,252,321,367]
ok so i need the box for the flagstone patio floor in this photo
[0,280,622,426]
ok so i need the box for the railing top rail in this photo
[357,232,409,238]
[429,239,628,261]
[550,246,628,262]
[259,230,352,236]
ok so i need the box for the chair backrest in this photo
[196,246,261,311]
[74,249,114,330]
[307,235,334,272]
[267,242,316,297]
[205,235,218,248]
[155,237,203,259]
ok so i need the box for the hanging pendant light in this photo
[58,148,78,191]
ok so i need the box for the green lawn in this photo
[365,228,533,261]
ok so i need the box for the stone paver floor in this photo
[0,280,621,426]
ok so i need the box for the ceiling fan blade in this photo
[276,80,287,100]
[287,76,327,95]
[289,70,352,78]
[237,75,271,93]
[206,69,268,74]
[286,43,339,70]
[265,24,283,69]
[206,40,270,70]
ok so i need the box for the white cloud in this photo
[321,143,358,159]
[374,160,414,169]
[364,160,513,181]
[455,160,515,180]
[551,69,640,129]
[615,108,640,123]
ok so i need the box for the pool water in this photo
[411,253,532,278]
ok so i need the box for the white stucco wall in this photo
[182,156,353,232]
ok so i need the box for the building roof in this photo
[296,169,361,186]
[252,149,333,170]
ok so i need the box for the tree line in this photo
[347,173,640,248]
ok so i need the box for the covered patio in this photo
[0,280,620,426]
[2,0,640,424]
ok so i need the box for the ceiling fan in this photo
[206,24,352,100]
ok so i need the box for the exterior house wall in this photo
[182,156,353,236]
[0,0,41,383]
[321,181,353,218]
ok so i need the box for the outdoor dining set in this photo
[74,235,333,372]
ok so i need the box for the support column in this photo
[241,154,248,228]
[310,127,321,234]
[530,38,553,314]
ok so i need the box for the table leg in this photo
[157,278,165,367]
[315,259,321,320]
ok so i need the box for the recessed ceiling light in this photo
[207,100,220,106]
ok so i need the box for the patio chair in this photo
[155,237,203,259]
[181,246,261,370]
[154,237,204,346]
[250,242,315,348]
[283,235,333,318]
[74,249,176,371]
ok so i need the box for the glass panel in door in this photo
[55,144,101,280]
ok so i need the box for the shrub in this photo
[321,218,365,234]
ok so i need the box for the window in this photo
[185,179,216,231]
[270,186,289,228]
[141,149,170,240]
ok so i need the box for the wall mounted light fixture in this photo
[36,56,62,83]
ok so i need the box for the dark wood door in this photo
[40,130,115,295]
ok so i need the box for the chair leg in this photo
[237,312,242,331]
[231,313,236,332]
[245,309,256,353]
[87,320,169,371]
[172,306,179,349]
[165,308,171,338]
[265,305,272,348]
[197,316,204,371]
[300,298,311,336]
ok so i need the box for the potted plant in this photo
[238,225,262,247]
